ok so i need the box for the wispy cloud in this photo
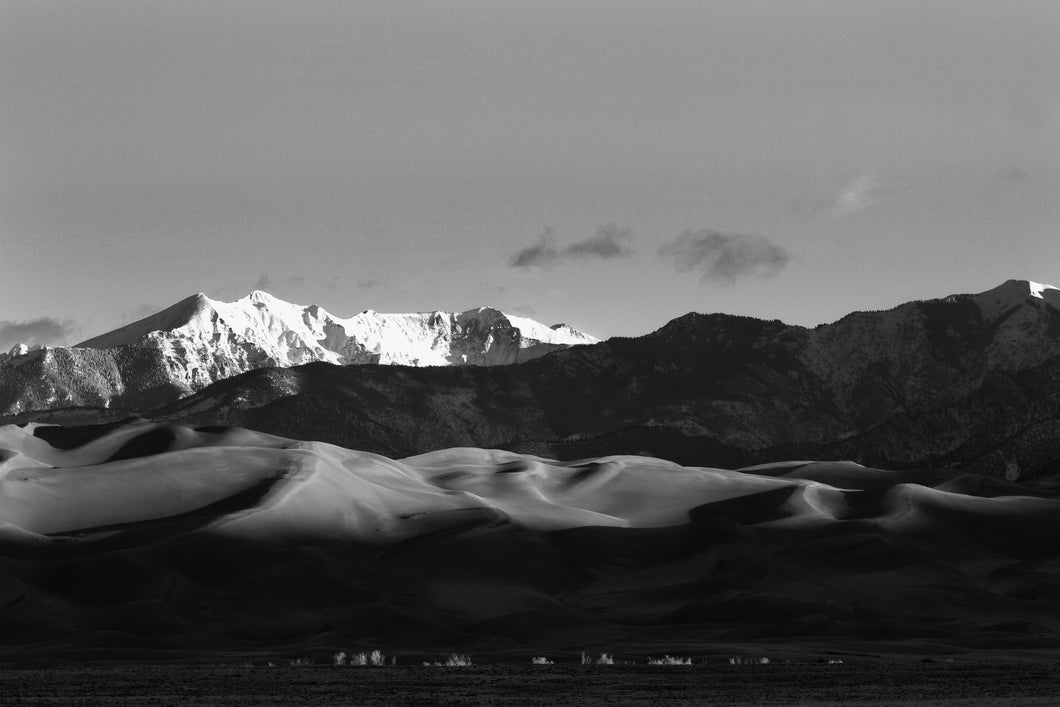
[252,273,306,292]
[509,224,634,269]
[0,317,78,350]
[1000,166,1030,183]
[658,229,790,284]
[829,172,885,220]
[565,224,634,259]
[796,170,890,222]
[510,229,560,269]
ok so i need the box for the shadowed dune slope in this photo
[3,419,1060,659]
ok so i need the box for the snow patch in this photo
[6,343,43,358]
[1028,281,1059,299]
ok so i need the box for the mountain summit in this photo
[0,292,596,413]
[77,290,595,367]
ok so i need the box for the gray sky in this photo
[2,0,1058,347]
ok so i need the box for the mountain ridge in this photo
[0,291,597,413]
[6,279,1060,479]
[125,278,1060,478]
[76,290,597,364]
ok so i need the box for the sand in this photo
[3,419,1060,660]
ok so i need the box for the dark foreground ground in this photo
[2,660,1059,706]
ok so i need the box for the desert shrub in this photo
[580,651,614,665]
[648,655,692,666]
[336,649,388,666]
[424,654,473,667]
[531,656,553,665]
[729,656,770,665]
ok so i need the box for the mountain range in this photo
[5,279,1060,478]
[6,279,1060,661]
[0,291,595,413]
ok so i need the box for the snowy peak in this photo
[3,290,595,413]
[76,293,216,349]
[958,279,1060,323]
[549,323,597,344]
[976,278,1059,303]
[245,289,278,303]
[79,293,595,353]
[337,304,597,367]
[69,290,596,388]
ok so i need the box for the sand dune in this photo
[3,419,1060,659]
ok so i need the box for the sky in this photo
[2,0,1058,349]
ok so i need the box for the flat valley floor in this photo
[3,660,1060,706]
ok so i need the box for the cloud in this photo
[0,317,78,350]
[252,273,306,292]
[509,225,634,269]
[565,224,634,259]
[658,230,790,284]
[1001,166,1030,183]
[509,229,561,269]
[795,171,889,222]
[830,173,883,219]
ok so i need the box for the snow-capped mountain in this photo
[77,291,595,367]
[0,292,596,413]
[8,279,1060,478]
[131,278,1060,479]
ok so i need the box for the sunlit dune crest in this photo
[7,421,1041,542]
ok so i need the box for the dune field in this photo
[3,418,1060,661]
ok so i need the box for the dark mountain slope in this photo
[9,280,1060,477]
[137,282,1060,477]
